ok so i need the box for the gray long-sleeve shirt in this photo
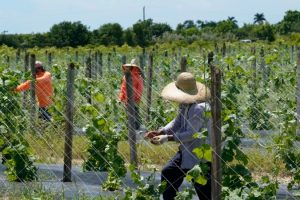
[162,102,211,169]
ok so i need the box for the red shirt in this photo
[119,67,143,103]
[16,71,53,107]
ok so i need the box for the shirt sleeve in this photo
[162,109,182,135]
[134,75,144,103]
[119,76,126,102]
[174,105,205,143]
[15,80,31,92]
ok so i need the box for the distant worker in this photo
[15,61,53,121]
[119,59,144,130]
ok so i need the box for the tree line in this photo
[1,10,300,48]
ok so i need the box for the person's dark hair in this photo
[35,66,45,73]
[35,61,45,73]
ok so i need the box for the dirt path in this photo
[0,164,298,199]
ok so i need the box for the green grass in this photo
[25,132,88,164]
[24,131,289,178]
[243,148,288,178]
[118,141,178,171]
[25,131,178,169]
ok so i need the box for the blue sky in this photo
[1,0,299,34]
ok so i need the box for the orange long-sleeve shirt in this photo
[119,68,144,103]
[16,71,53,107]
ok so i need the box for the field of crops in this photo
[0,42,300,199]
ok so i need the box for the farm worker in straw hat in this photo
[15,61,53,121]
[144,72,212,200]
[119,59,144,130]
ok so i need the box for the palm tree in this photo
[227,16,238,28]
[227,16,237,24]
[254,13,266,24]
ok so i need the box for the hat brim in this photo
[122,64,141,71]
[161,82,211,104]
[122,63,138,67]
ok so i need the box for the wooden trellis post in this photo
[142,48,146,71]
[173,47,177,61]
[260,48,267,81]
[108,52,111,72]
[29,54,36,120]
[209,52,222,200]
[98,52,103,77]
[222,43,226,57]
[75,51,79,62]
[227,43,231,55]
[251,47,257,91]
[146,52,153,122]
[63,63,76,182]
[164,50,168,57]
[214,43,219,54]
[139,54,145,79]
[285,45,289,65]
[171,49,177,79]
[178,47,182,60]
[291,46,295,63]
[16,49,20,64]
[24,53,29,79]
[296,47,300,133]
[125,65,137,166]
[139,55,144,69]
[23,52,29,109]
[203,51,207,85]
[122,55,127,65]
[93,52,98,80]
[140,48,146,80]
[48,52,52,68]
[180,56,187,72]
[86,57,92,104]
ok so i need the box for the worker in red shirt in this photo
[16,61,53,121]
[119,59,144,130]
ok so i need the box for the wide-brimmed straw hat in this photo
[161,72,211,104]
[122,59,141,71]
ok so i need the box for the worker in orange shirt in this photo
[119,59,144,130]
[15,61,53,121]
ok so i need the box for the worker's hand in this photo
[144,131,160,140]
[151,135,168,145]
